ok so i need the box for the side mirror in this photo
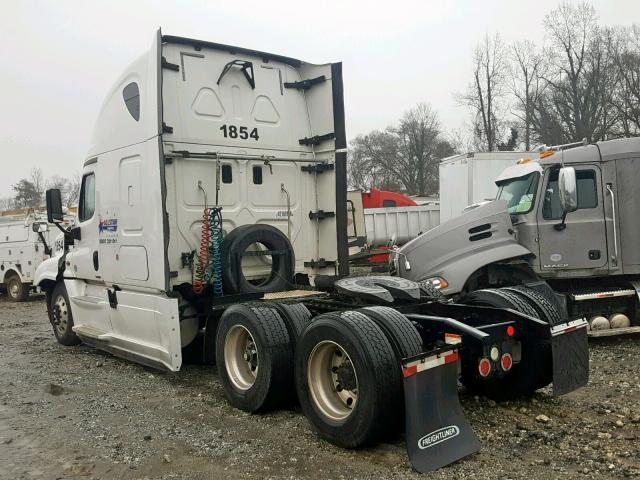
[32,221,49,233]
[558,167,578,214]
[46,189,64,223]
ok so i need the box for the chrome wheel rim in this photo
[307,341,358,422]
[53,294,69,334]
[224,325,258,390]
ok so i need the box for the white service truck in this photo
[35,31,588,472]
[0,215,56,301]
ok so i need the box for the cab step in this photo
[571,289,636,301]
[72,325,112,341]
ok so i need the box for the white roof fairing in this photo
[86,33,161,159]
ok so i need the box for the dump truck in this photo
[0,214,57,301]
[397,138,640,337]
[34,31,588,472]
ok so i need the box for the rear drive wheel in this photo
[216,304,292,412]
[50,282,81,346]
[504,286,564,326]
[357,306,423,360]
[269,302,313,346]
[458,288,550,401]
[295,311,398,448]
[6,274,28,302]
[355,306,422,431]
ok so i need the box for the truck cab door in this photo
[69,171,102,281]
[65,168,114,335]
[536,166,608,272]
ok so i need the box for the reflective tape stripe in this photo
[551,318,588,337]
[403,350,458,378]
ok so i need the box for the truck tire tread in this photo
[215,304,293,412]
[295,311,399,447]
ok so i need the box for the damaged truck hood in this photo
[397,200,533,295]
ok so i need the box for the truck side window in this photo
[122,82,140,121]
[79,173,96,222]
[543,169,597,220]
[382,199,397,207]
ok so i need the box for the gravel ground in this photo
[0,293,639,480]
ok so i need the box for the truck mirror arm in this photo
[51,221,81,245]
[37,231,52,256]
[553,212,568,231]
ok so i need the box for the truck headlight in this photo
[425,277,449,289]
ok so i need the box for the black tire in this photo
[357,306,423,360]
[268,302,312,345]
[504,286,564,326]
[418,280,445,301]
[215,304,293,412]
[221,225,294,295]
[355,306,422,433]
[49,282,81,346]
[458,288,550,401]
[6,274,28,302]
[295,311,398,448]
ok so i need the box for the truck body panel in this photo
[397,201,532,294]
[160,36,343,286]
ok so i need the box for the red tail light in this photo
[478,358,491,377]
[501,353,513,372]
[506,325,515,337]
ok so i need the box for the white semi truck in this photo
[0,215,56,301]
[35,31,588,472]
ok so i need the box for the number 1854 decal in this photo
[220,124,259,140]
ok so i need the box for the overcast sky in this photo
[1,0,638,197]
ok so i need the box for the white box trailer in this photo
[439,151,538,222]
[0,216,56,301]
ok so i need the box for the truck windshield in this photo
[496,173,539,214]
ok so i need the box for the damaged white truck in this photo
[35,31,588,472]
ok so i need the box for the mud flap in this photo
[550,318,589,396]
[402,348,480,473]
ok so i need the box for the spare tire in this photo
[221,225,294,294]
[417,280,445,302]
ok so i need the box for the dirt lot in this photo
[0,294,639,480]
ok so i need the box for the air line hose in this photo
[209,207,224,297]
[193,208,211,294]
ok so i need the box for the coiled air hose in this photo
[209,207,224,297]
[193,207,224,296]
[193,208,210,294]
